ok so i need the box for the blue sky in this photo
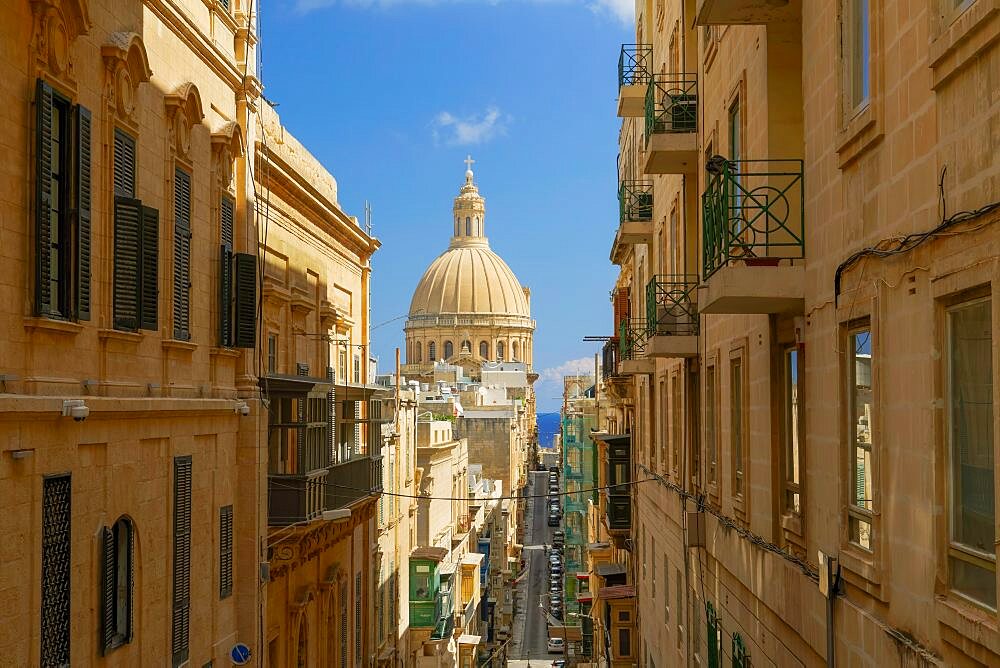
[263,1,633,411]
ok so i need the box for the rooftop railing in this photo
[645,74,698,139]
[618,44,652,88]
[702,159,805,279]
[645,275,700,337]
[618,181,653,224]
[618,318,648,360]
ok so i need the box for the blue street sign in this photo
[230,643,252,665]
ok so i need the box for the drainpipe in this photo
[819,551,840,667]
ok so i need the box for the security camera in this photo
[62,399,89,422]
[235,400,250,417]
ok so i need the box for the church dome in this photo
[408,161,530,318]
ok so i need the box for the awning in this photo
[457,634,482,646]
[595,563,626,577]
[461,552,485,567]
[438,561,458,576]
[593,433,630,447]
[598,584,636,599]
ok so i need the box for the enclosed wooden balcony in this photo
[700,159,805,314]
[643,75,699,175]
[617,44,652,117]
[645,275,699,358]
[696,0,798,26]
[611,181,653,264]
[268,468,329,526]
[600,434,632,535]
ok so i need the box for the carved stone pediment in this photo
[101,32,151,128]
[164,82,205,160]
[31,0,92,90]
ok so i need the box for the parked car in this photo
[551,661,567,668]
[547,637,565,653]
[547,515,560,527]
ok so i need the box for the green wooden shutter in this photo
[706,601,719,668]
[233,252,257,348]
[125,521,134,643]
[35,79,54,316]
[113,197,142,330]
[219,505,233,599]
[732,631,749,668]
[74,104,92,320]
[113,130,136,197]
[139,206,159,331]
[100,526,115,654]
[173,169,192,341]
[219,196,234,346]
[172,456,192,667]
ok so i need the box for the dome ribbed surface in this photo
[409,242,529,317]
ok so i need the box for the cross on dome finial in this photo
[464,154,475,172]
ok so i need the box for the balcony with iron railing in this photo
[618,319,654,375]
[611,181,654,265]
[601,339,622,380]
[643,74,699,175]
[701,158,805,314]
[617,44,652,117]
[695,0,797,26]
[645,275,700,358]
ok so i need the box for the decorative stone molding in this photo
[101,32,152,130]
[30,0,91,90]
[164,82,205,160]
[211,121,243,195]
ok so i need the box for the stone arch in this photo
[479,341,489,359]
[444,341,453,359]
[496,340,505,360]
[512,340,519,362]
[164,82,205,160]
[414,340,422,363]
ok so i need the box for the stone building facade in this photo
[603,0,1000,666]
[0,0,263,664]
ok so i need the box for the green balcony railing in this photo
[618,181,653,224]
[645,275,699,337]
[618,318,648,360]
[618,44,652,88]
[702,159,805,279]
[645,74,698,140]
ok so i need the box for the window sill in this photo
[935,595,1000,660]
[839,546,886,600]
[24,317,84,335]
[162,339,197,353]
[210,347,241,358]
[929,1,998,89]
[98,328,143,344]
[836,103,883,168]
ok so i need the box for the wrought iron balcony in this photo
[268,468,329,526]
[643,75,699,174]
[617,319,654,374]
[700,159,806,314]
[618,181,653,224]
[601,339,621,380]
[645,275,700,358]
[695,0,797,26]
[617,44,652,117]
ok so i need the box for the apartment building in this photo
[605,0,999,665]
[0,0,265,663]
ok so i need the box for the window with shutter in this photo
[139,206,159,331]
[219,196,234,347]
[233,252,257,348]
[41,474,72,666]
[113,130,144,332]
[172,456,192,667]
[173,169,192,340]
[35,80,84,320]
[100,517,134,653]
[219,505,233,599]
[354,573,362,666]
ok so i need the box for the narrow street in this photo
[509,469,559,666]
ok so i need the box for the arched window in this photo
[296,616,307,668]
[415,341,422,363]
[428,342,436,361]
[512,340,520,361]
[475,216,480,235]
[455,217,459,236]
[497,341,505,360]
[444,341,454,359]
[466,217,471,235]
[479,341,489,359]
[100,516,134,652]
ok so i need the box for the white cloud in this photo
[587,0,634,24]
[432,106,508,146]
[537,357,597,383]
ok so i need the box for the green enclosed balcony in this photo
[701,158,805,314]
[611,181,653,264]
[618,319,653,375]
[696,0,798,26]
[602,434,632,535]
[617,44,652,117]
[643,75,699,175]
[645,275,700,358]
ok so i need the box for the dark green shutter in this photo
[707,601,719,668]
[219,505,233,599]
[125,522,134,643]
[100,526,115,654]
[173,169,192,341]
[113,130,135,198]
[172,456,192,667]
[35,79,54,316]
[139,206,159,331]
[75,104,92,320]
[233,252,256,348]
[220,196,234,247]
[219,197,234,346]
[113,197,142,330]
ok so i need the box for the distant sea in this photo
[537,412,561,449]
